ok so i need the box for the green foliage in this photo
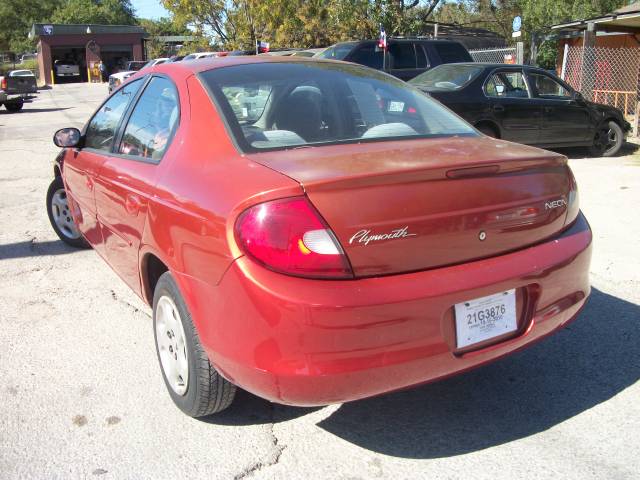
[161,0,445,50]
[51,0,136,25]
[0,0,62,52]
[536,40,558,70]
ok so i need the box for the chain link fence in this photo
[0,52,39,79]
[469,47,517,64]
[562,46,640,118]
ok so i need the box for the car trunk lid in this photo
[250,136,574,277]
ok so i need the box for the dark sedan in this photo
[410,63,631,156]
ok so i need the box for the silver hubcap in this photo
[51,188,81,239]
[156,296,189,396]
[595,127,617,152]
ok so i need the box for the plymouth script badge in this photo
[349,226,416,246]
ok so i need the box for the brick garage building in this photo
[29,24,146,85]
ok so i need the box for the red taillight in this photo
[235,197,353,279]
[0,77,6,90]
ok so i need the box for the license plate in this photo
[454,289,517,349]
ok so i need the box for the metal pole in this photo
[516,42,524,64]
[561,43,569,80]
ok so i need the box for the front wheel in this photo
[153,272,236,417]
[46,176,88,248]
[4,100,24,112]
[589,120,624,157]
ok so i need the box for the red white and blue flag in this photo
[378,24,387,49]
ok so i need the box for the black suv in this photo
[317,39,472,81]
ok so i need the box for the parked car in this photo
[108,59,167,93]
[291,48,325,57]
[47,57,592,417]
[20,53,37,63]
[317,38,472,80]
[0,69,37,112]
[182,52,217,61]
[125,61,147,71]
[54,60,80,78]
[410,63,631,156]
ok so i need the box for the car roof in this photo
[440,62,550,71]
[146,55,356,76]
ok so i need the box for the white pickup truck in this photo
[54,60,80,78]
[0,70,38,112]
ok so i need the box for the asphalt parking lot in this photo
[1,83,639,480]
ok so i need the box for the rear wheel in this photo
[153,272,236,417]
[46,176,88,248]
[589,120,623,157]
[4,100,24,112]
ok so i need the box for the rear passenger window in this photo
[485,71,529,98]
[118,77,179,161]
[84,79,142,151]
[350,45,383,70]
[433,43,471,63]
[389,43,416,69]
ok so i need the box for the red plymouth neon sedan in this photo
[47,57,592,417]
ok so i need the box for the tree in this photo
[139,17,194,57]
[160,0,445,50]
[51,0,137,25]
[0,0,62,52]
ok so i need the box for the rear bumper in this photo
[176,212,592,406]
[0,92,36,102]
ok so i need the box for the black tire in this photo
[46,176,89,248]
[4,100,24,112]
[589,120,624,157]
[476,123,498,138]
[153,272,236,417]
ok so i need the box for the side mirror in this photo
[53,127,81,148]
[573,91,584,102]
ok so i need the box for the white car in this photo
[107,58,169,93]
[182,52,219,61]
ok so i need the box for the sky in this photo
[131,0,170,20]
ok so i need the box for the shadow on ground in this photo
[0,239,82,259]
[556,140,639,159]
[205,288,639,458]
[0,107,71,114]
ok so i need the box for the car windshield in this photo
[316,43,357,60]
[200,61,476,152]
[410,64,484,90]
[10,70,34,77]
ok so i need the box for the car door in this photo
[94,76,181,293]
[483,68,541,144]
[63,79,143,251]
[526,70,591,144]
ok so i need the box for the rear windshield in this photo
[316,43,357,61]
[200,61,476,152]
[10,70,35,77]
[410,64,484,90]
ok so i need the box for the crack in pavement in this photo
[109,289,150,318]
[233,404,286,480]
